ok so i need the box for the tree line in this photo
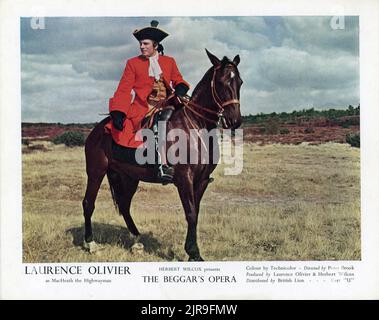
[242,105,360,125]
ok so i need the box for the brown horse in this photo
[82,49,243,261]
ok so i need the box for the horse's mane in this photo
[191,67,213,99]
[221,56,234,66]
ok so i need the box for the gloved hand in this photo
[110,111,126,131]
[174,83,189,97]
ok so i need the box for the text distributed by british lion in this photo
[245,264,355,284]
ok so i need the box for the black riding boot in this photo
[158,164,175,182]
[154,130,174,182]
[153,108,175,183]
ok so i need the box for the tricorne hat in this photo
[133,20,169,43]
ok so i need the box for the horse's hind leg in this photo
[81,119,110,252]
[107,169,140,236]
[82,172,106,251]
[120,177,140,237]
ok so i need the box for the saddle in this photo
[111,97,178,165]
[111,141,147,166]
[141,102,166,129]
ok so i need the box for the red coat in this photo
[105,54,189,148]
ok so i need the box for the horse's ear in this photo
[233,55,240,66]
[205,49,221,67]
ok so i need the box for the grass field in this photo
[22,141,360,262]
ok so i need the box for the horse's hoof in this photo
[131,242,144,255]
[133,234,141,242]
[188,255,204,262]
[83,240,100,254]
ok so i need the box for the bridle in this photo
[182,64,240,128]
[211,65,240,126]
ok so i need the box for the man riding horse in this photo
[83,21,242,260]
[106,20,190,183]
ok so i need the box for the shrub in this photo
[23,144,49,154]
[304,127,315,134]
[22,138,30,146]
[264,118,280,135]
[52,131,85,147]
[279,128,290,135]
[346,132,360,148]
[259,127,266,134]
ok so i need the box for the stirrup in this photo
[158,165,174,184]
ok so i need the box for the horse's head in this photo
[206,49,243,129]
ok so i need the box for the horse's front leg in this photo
[176,181,203,261]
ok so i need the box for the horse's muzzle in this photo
[222,116,242,130]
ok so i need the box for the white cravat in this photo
[148,52,162,81]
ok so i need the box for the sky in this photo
[21,16,359,123]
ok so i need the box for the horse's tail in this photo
[106,168,123,214]
[106,168,141,236]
